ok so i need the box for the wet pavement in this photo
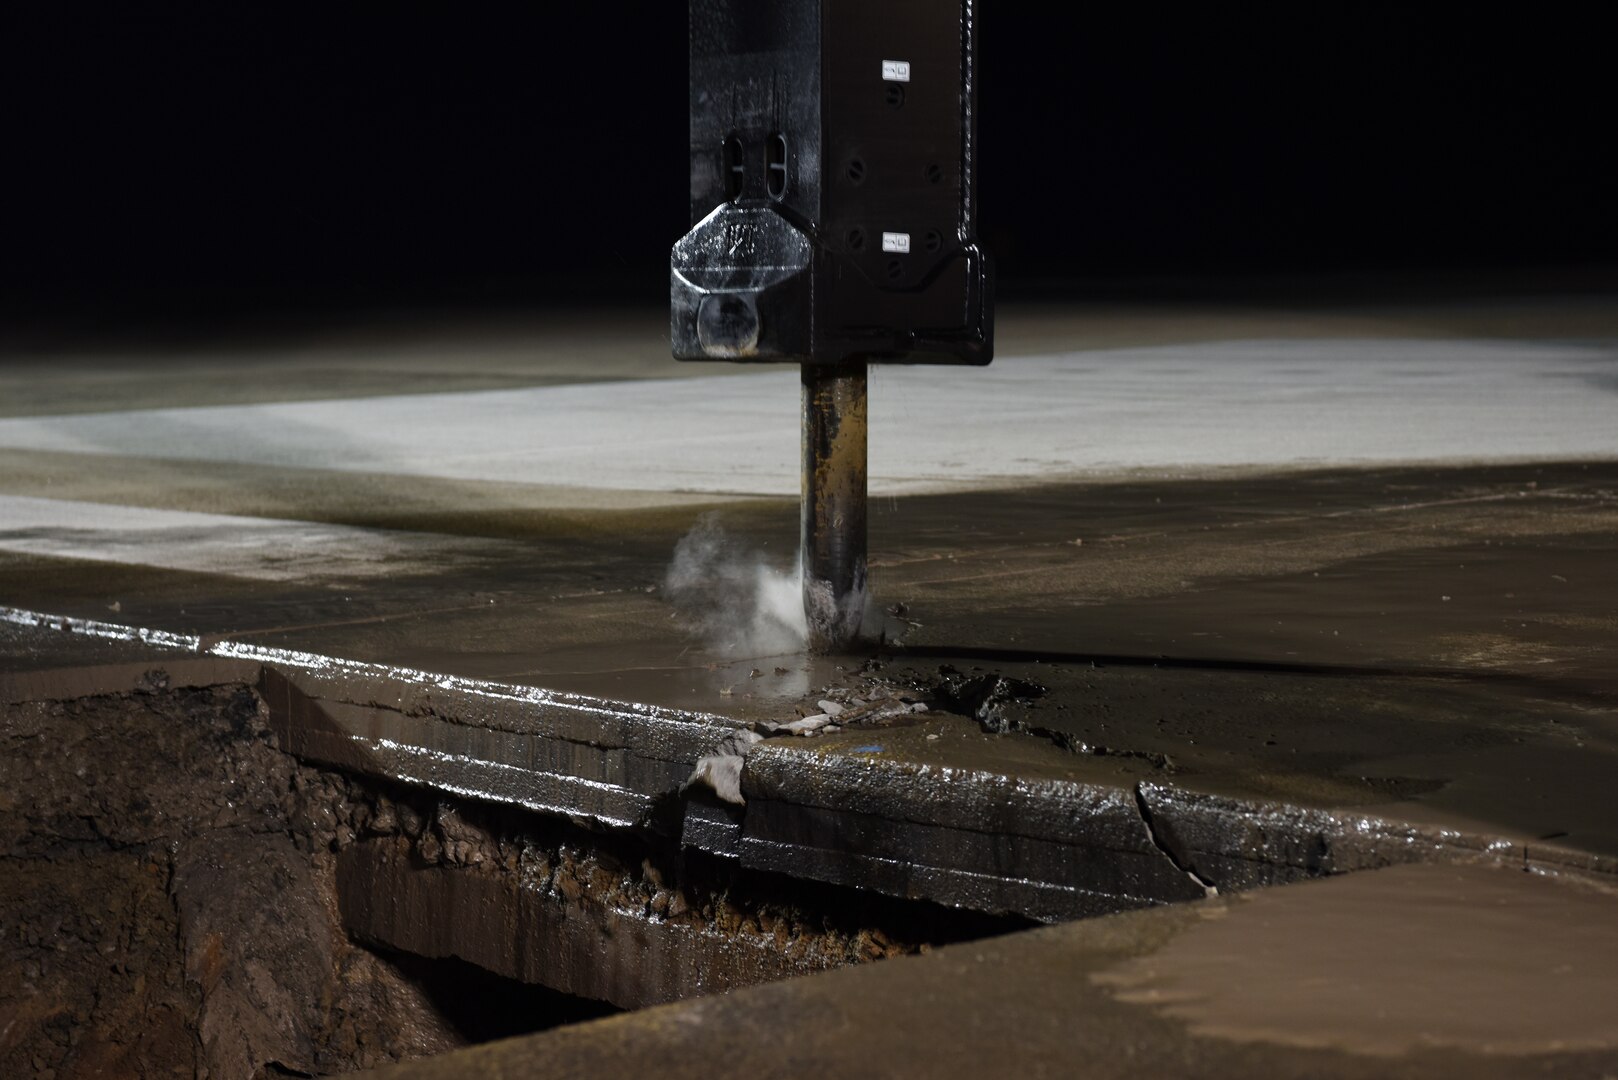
[363,861,1618,1078]
[5,461,1615,867]
[4,294,1618,1069]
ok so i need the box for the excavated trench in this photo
[0,678,1025,1078]
[7,642,1610,1078]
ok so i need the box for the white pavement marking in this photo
[0,339,1612,501]
[0,495,499,582]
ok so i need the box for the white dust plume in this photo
[663,515,806,657]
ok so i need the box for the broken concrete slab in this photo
[6,619,1611,929]
[253,654,748,831]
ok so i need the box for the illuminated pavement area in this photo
[3,317,1616,506]
[5,294,1618,1071]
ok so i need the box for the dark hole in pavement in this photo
[379,949,622,1043]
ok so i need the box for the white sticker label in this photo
[881,231,911,254]
[882,59,911,83]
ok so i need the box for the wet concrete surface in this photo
[364,861,1618,1079]
[4,300,1618,1067]
[1095,862,1618,1056]
[4,464,1614,861]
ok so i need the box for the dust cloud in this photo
[664,514,806,657]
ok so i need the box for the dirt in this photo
[0,679,462,1079]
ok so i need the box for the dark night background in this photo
[2,6,1613,326]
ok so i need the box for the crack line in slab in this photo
[1134,783,1218,897]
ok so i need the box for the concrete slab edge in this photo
[5,605,1612,921]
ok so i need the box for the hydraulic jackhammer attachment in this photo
[672,0,993,651]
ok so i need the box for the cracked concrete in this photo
[1134,783,1219,896]
[7,605,1617,926]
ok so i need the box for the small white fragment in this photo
[687,755,745,803]
[683,729,763,806]
[818,699,845,716]
[781,714,834,735]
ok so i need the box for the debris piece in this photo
[935,673,1048,733]
[780,715,835,736]
[684,730,763,805]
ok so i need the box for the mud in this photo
[0,681,466,1078]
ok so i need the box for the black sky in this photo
[3,7,1613,318]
